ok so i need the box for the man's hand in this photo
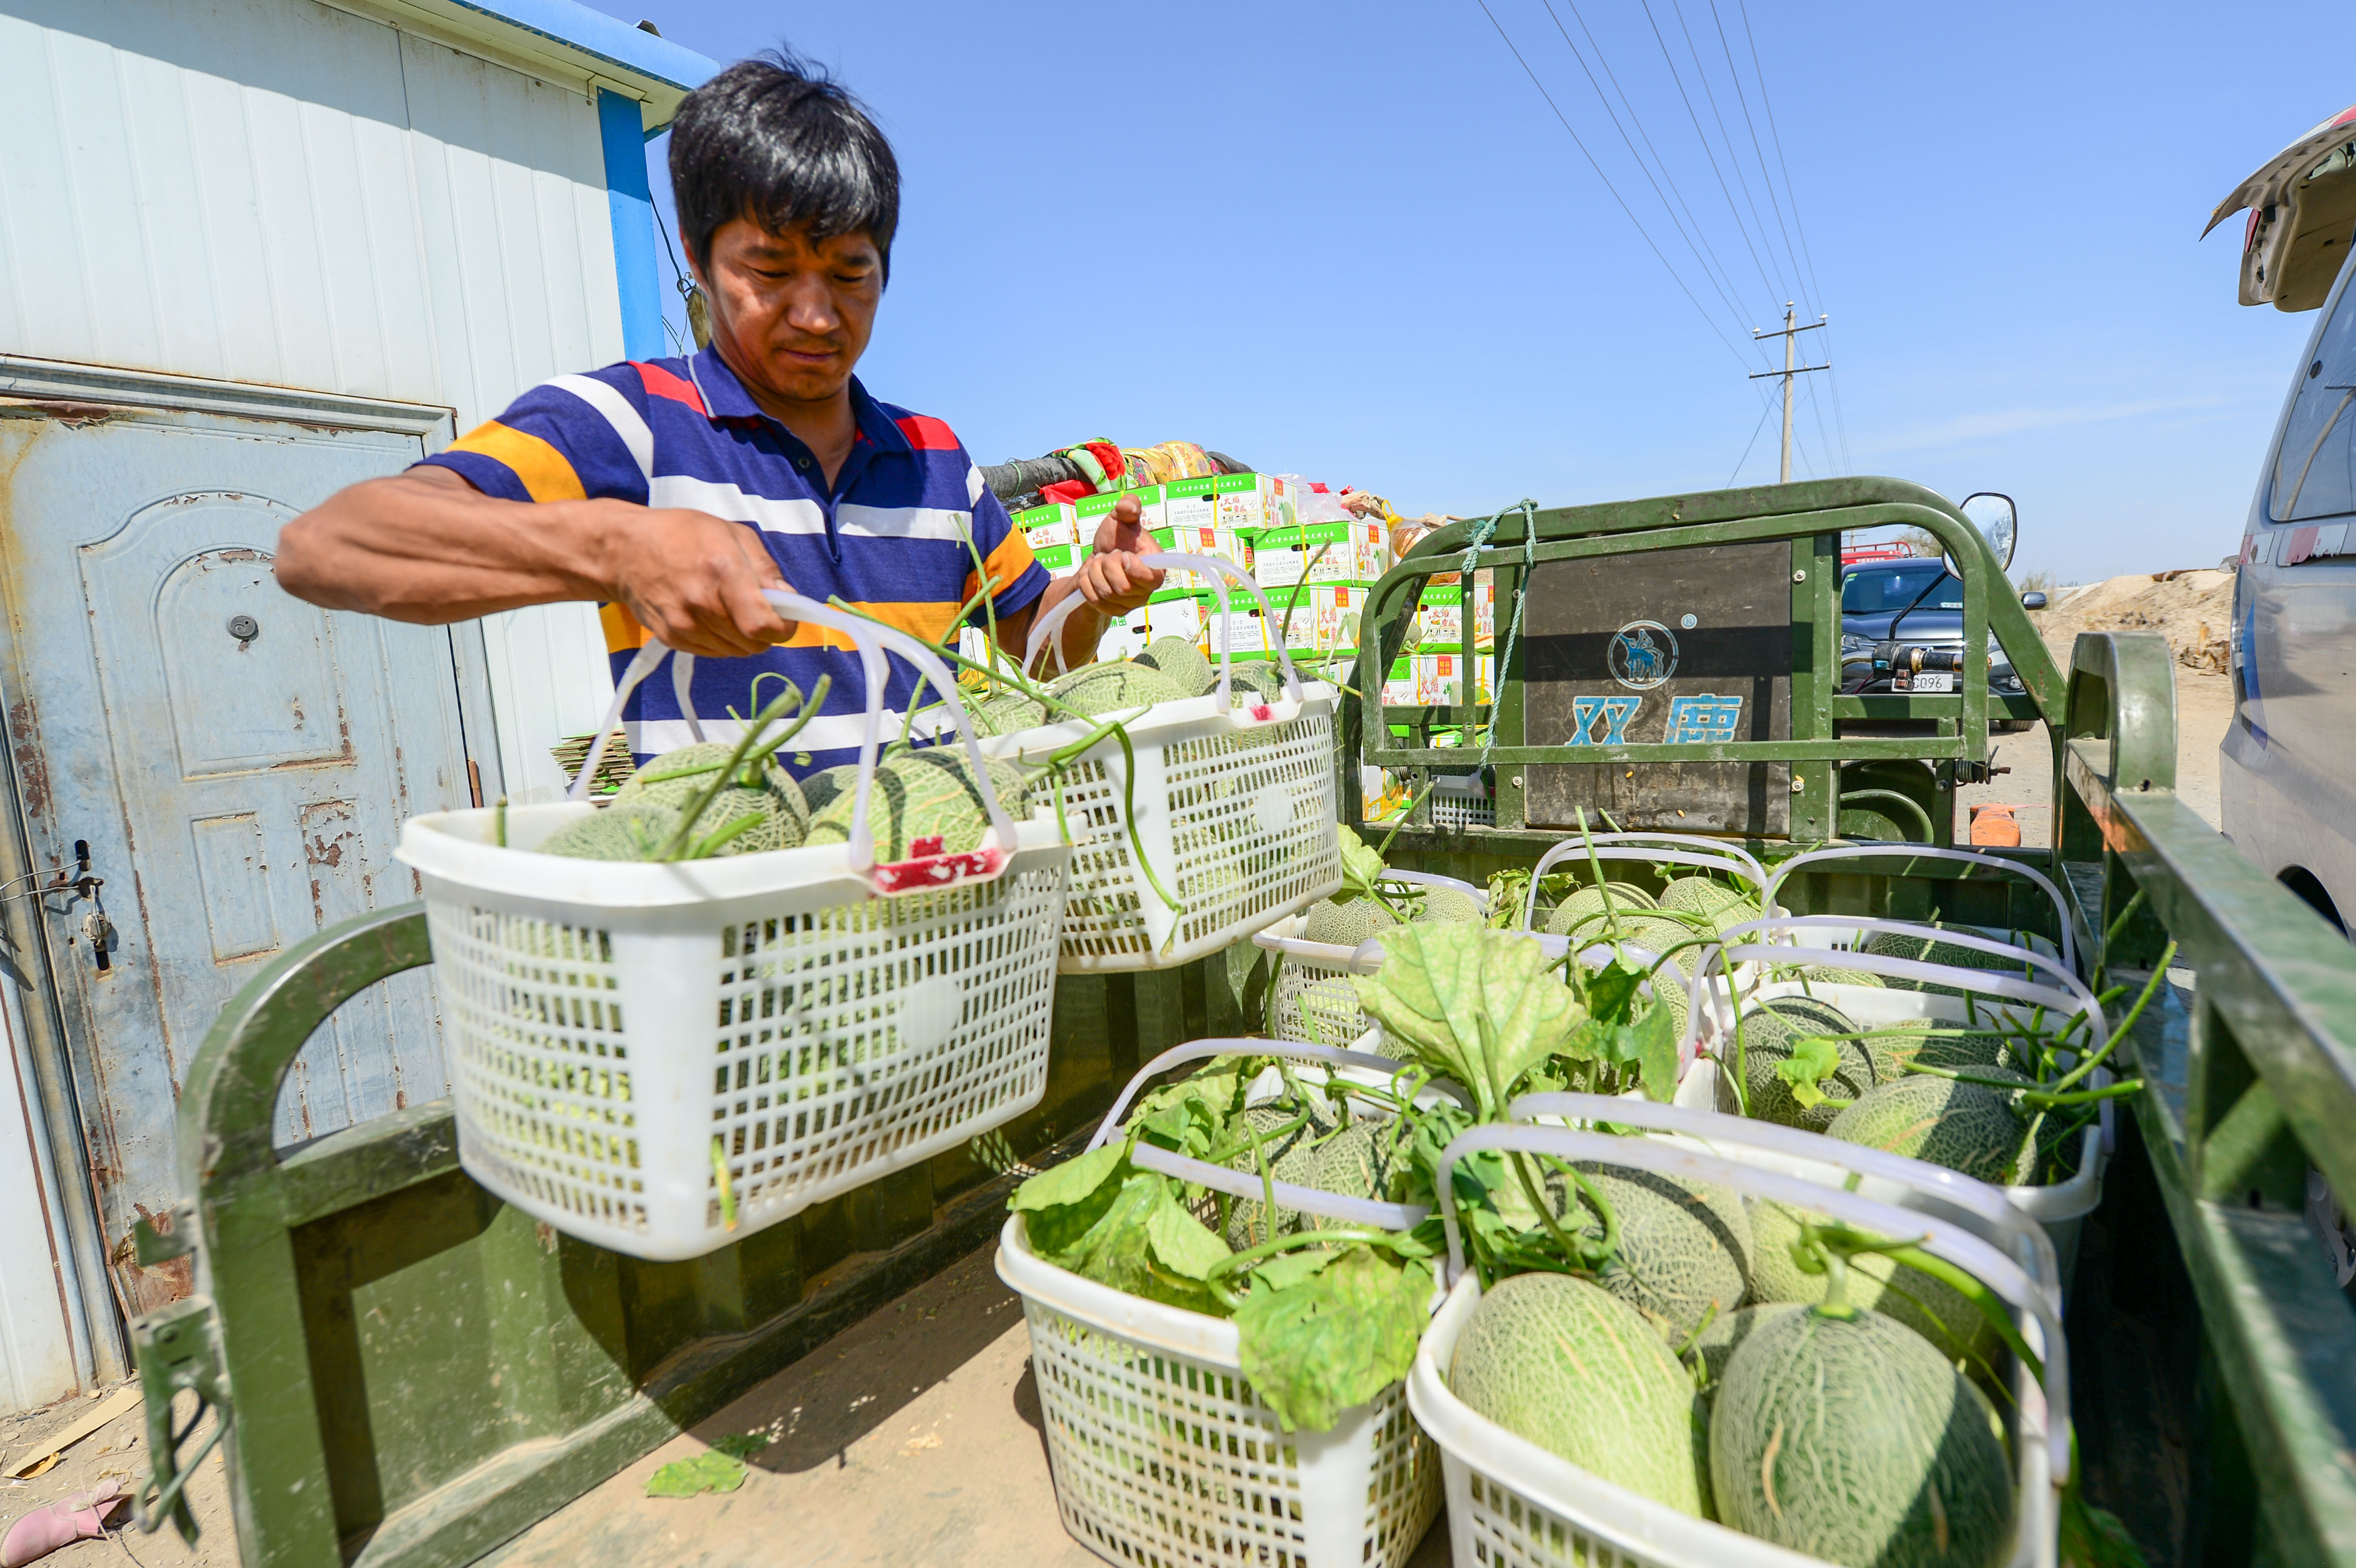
[1071,493,1164,615]
[275,465,798,658]
[595,507,795,658]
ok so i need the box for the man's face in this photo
[693,218,881,406]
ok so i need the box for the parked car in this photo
[1837,550,2043,730]
[2209,105,2356,936]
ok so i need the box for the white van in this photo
[2213,106,2356,935]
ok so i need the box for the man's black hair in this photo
[669,51,900,281]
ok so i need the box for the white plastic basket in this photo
[997,1039,1447,1568]
[1410,1115,2067,1568]
[1760,844,2078,973]
[397,597,1071,1261]
[1254,871,1489,1049]
[1694,915,2112,1286]
[986,554,1343,972]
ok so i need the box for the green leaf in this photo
[1234,1249,1434,1433]
[1052,1172,1223,1314]
[1146,1190,1231,1281]
[1351,925,1584,1114]
[1585,960,1646,1025]
[1773,1035,1848,1110]
[1634,1003,1681,1104]
[1251,1249,1336,1292]
[1010,1144,1129,1258]
[646,1451,749,1497]
[1335,824,1386,894]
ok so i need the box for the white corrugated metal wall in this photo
[0,0,664,1405]
[0,0,627,805]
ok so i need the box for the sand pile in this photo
[2029,568,2235,674]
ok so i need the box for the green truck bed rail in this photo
[128,478,2355,1566]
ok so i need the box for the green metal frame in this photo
[2058,631,2356,1564]
[1346,477,2057,847]
[129,906,1266,1567]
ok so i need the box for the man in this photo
[277,53,1161,776]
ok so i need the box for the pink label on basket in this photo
[911,835,945,855]
[871,845,1007,893]
[1251,703,1273,722]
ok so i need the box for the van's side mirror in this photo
[2020,591,2048,610]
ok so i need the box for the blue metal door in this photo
[0,405,490,1312]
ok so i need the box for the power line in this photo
[1734,0,1852,472]
[1668,0,1790,308]
[1534,0,1771,361]
[1624,0,1785,307]
[1727,393,1775,486]
[1705,0,1809,306]
[1472,0,1763,374]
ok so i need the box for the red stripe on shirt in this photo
[635,361,708,414]
[895,413,960,451]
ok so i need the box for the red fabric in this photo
[895,413,961,451]
[1040,479,1094,504]
[632,361,707,414]
[1078,440,1124,486]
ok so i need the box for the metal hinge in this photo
[129,1292,229,1544]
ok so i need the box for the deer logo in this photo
[1608,621,1679,691]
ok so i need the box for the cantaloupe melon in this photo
[1049,661,1190,717]
[1871,1019,2018,1078]
[1657,876,1762,935]
[1736,1007,1879,1131]
[803,750,1031,861]
[1135,636,1214,697]
[1412,888,1484,926]
[1565,1163,1754,1343]
[1684,1302,1796,1399]
[539,802,684,861]
[1797,963,1885,989]
[971,688,1047,737]
[1451,1272,1712,1518]
[1748,1200,2000,1369]
[612,741,809,854]
[1304,896,1399,947]
[1222,1110,1394,1250]
[1828,1074,2032,1186]
[1863,927,2032,996]
[1711,1305,2014,1567]
[1543,881,1660,936]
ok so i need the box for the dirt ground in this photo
[0,1380,231,1568]
[1953,569,2237,844]
[483,1242,1452,1568]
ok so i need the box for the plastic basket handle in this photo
[1083,1036,1461,1230]
[670,652,706,743]
[1523,836,1769,932]
[1378,868,1489,912]
[1536,830,1769,891]
[1680,914,2100,1074]
[1430,1120,2072,1482]
[758,592,1018,876]
[1761,844,2076,973]
[1022,553,1305,709]
[1506,1091,2063,1295]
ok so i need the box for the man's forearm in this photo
[277,471,615,623]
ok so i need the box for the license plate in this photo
[1908,672,1957,692]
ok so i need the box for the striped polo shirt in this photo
[418,346,1045,777]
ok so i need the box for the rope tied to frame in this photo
[1453,499,1536,773]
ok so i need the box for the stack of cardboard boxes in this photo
[983,477,1494,712]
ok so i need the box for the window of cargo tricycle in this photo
[1840,563,1963,613]
[2270,253,2356,522]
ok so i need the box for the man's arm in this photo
[276,465,795,658]
[991,494,1164,671]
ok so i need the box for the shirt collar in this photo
[687,347,907,456]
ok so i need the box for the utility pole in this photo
[1751,304,1828,483]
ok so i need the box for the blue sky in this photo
[600,1,2351,584]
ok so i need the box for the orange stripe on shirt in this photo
[600,601,650,653]
[605,601,966,658]
[963,529,1038,606]
[778,601,964,650]
[444,420,586,502]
